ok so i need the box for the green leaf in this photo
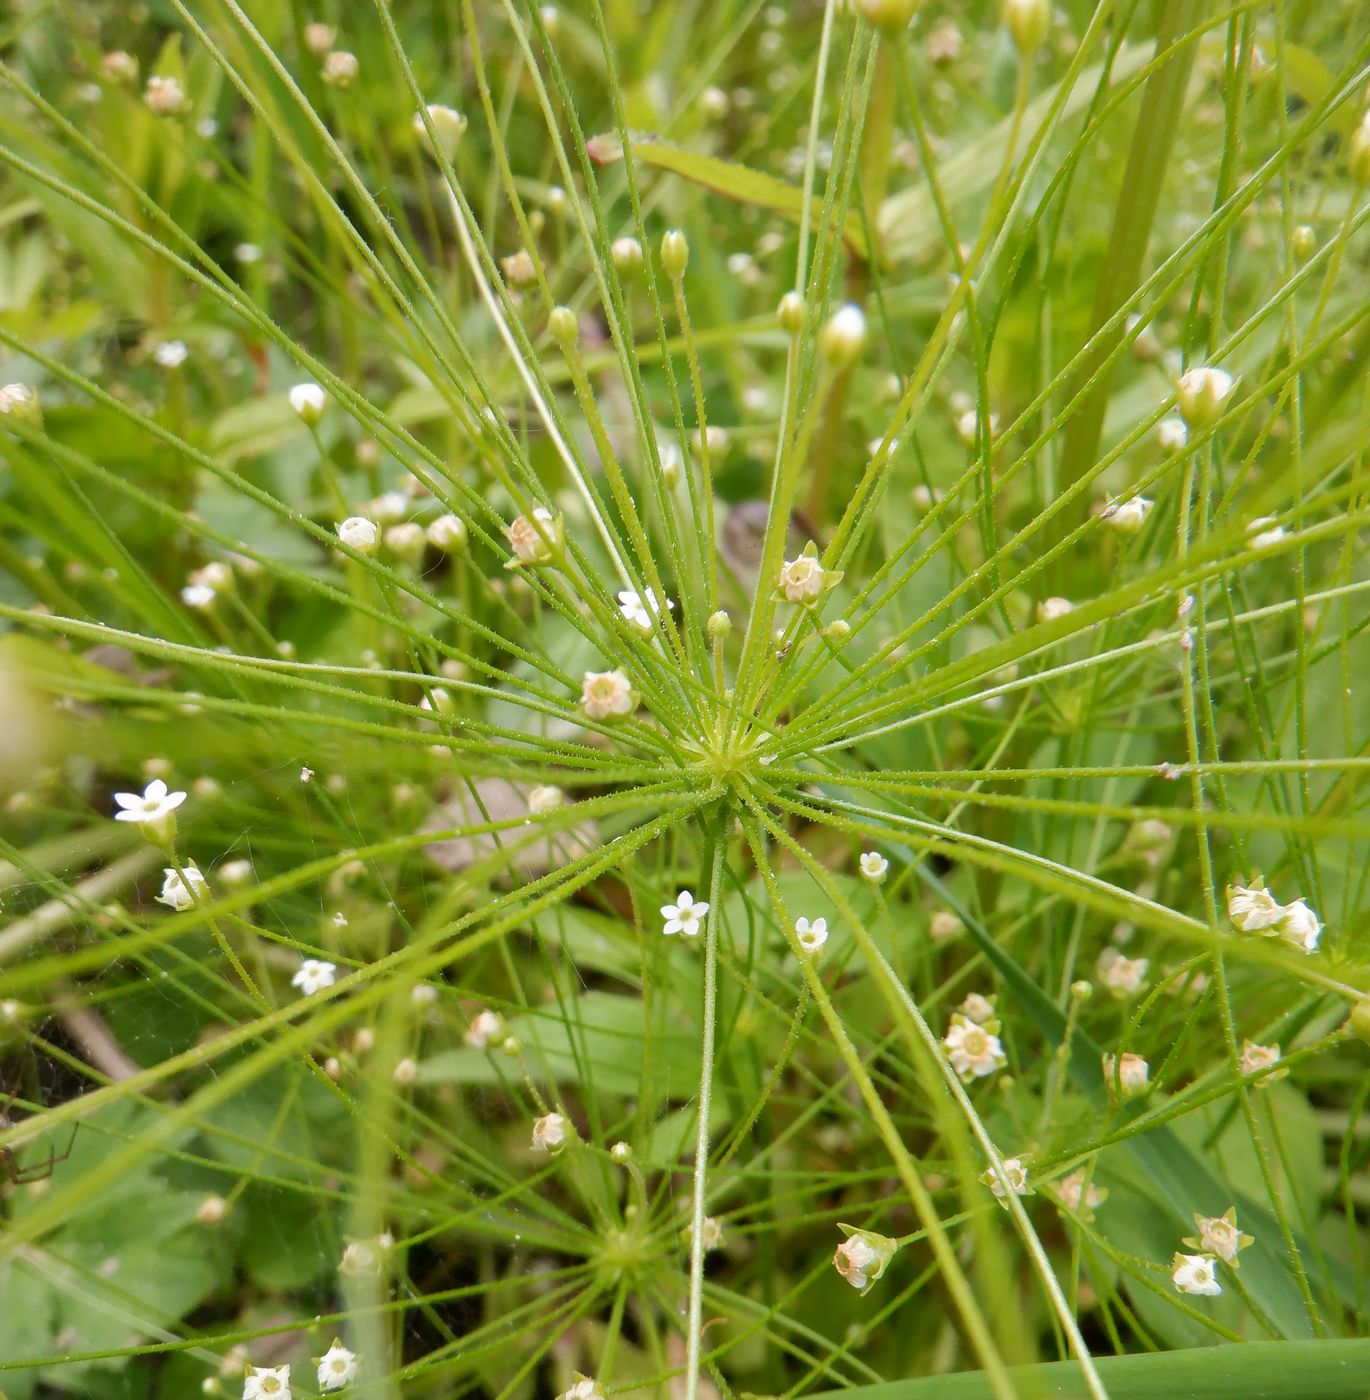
[587,133,875,263]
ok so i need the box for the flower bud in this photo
[611,236,644,276]
[427,513,469,552]
[1070,979,1093,1001]
[1291,224,1315,261]
[1003,0,1050,55]
[1175,365,1236,429]
[833,1226,899,1293]
[336,516,380,555]
[196,1194,229,1225]
[851,0,919,32]
[0,383,42,428]
[1349,113,1370,185]
[1345,994,1370,1046]
[819,304,867,368]
[610,1141,632,1163]
[414,104,468,162]
[777,291,807,335]
[385,522,426,567]
[101,51,139,85]
[825,619,851,643]
[322,51,359,88]
[549,305,579,345]
[660,229,689,279]
[707,610,732,641]
[289,382,327,425]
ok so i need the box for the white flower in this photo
[580,668,637,721]
[506,507,560,566]
[1187,1208,1252,1264]
[157,864,207,910]
[858,851,888,883]
[291,958,337,996]
[1055,1171,1107,1219]
[1035,596,1073,623]
[322,51,359,87]
[960,993,997,1025]
[336,517,379,554]
[832,1227,898,1291]
[243,1364,291,1400]
[101,50,139,83]
[338,1233,391,1277]
[527,785,563,815]
[317,1341,358,1392]
[144,75,188,115]
[1101,496,1154,534]
[661,889,709,938]
[943,1015,1007,1080]
[818,303,867,366]
[532,1111,567,1152]
[1101,1051,1150,1098]
[289,382,327,424]
[1176,366,1236,428]
[304,22,335,54]
[0,383,39,421]
[1247,516,1285,550]
[464,1009,506,1048]
[1226,880,1284,933]
[929,910,963,942]
[694,1215,723,1251]
[413,103,467,160]
[427,514,468,551]
[154,340,188,368]
[113,778,186,839]
[1240,1040,1281,1078]
[1157,417,1189,454]
[1171,1252,1222,1297]
[1276,898,1321,953]
[1097,947,1148,997]
[778,553,824,603]
[795,916,829,955]
[617,587,674,634]
[558,1377,605,1400]
[980,1156,1031,1203]
[181,583,217,609]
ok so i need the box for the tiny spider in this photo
[0,1083,77,1186]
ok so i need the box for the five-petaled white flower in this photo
[858,851,888,883]
[1171,1252,1222,1297]
[980,1156,1031,1204]
[1097,947,1149,997]
[1186,1207,1253,1265]
[580,668,637,721]
[532,1111,567,1152]
[243,1364,292,1400]
[291,958,337,996]
[316,1340,358,1392]
[943,1015,1007,1080]
[661,890,709,938]
[617,588,674,634]
[775,543,842,606]
[464,1009,506,1048]
[795,916,829,955]
[157,864,207,910]
[113,778,186,842]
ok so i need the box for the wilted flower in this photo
[1185,1207,1253,1265]
[1097,946,1149,997]
[1101,1052,1150,1099]
[1227,879,1283,933]
[618,588,674,635]
[795,916,829,955]
[501,250,536,285]
[532,1111,567,1152]
[960,993,997,1026]
[943,1014,1007,1080]
[661,890,709,939]
[291,958,337,996]
[317,1341,358,1392]
[980,1156,1031,1204]
[1276,898,1321,953]
[580,668,638,721]
[1171,1252,1222,1297]
[321,51,359,87]
[1055,1170,1107,1221]
[1239,1040,1282,1081]
[687,1215,723,1251]
[833,1226,898,1292]
[144,75,188,115]
[157,864,207,910]
[558,1377,605,1400]
[505,507,562,567]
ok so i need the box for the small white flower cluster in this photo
[1226,879,1320,953]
